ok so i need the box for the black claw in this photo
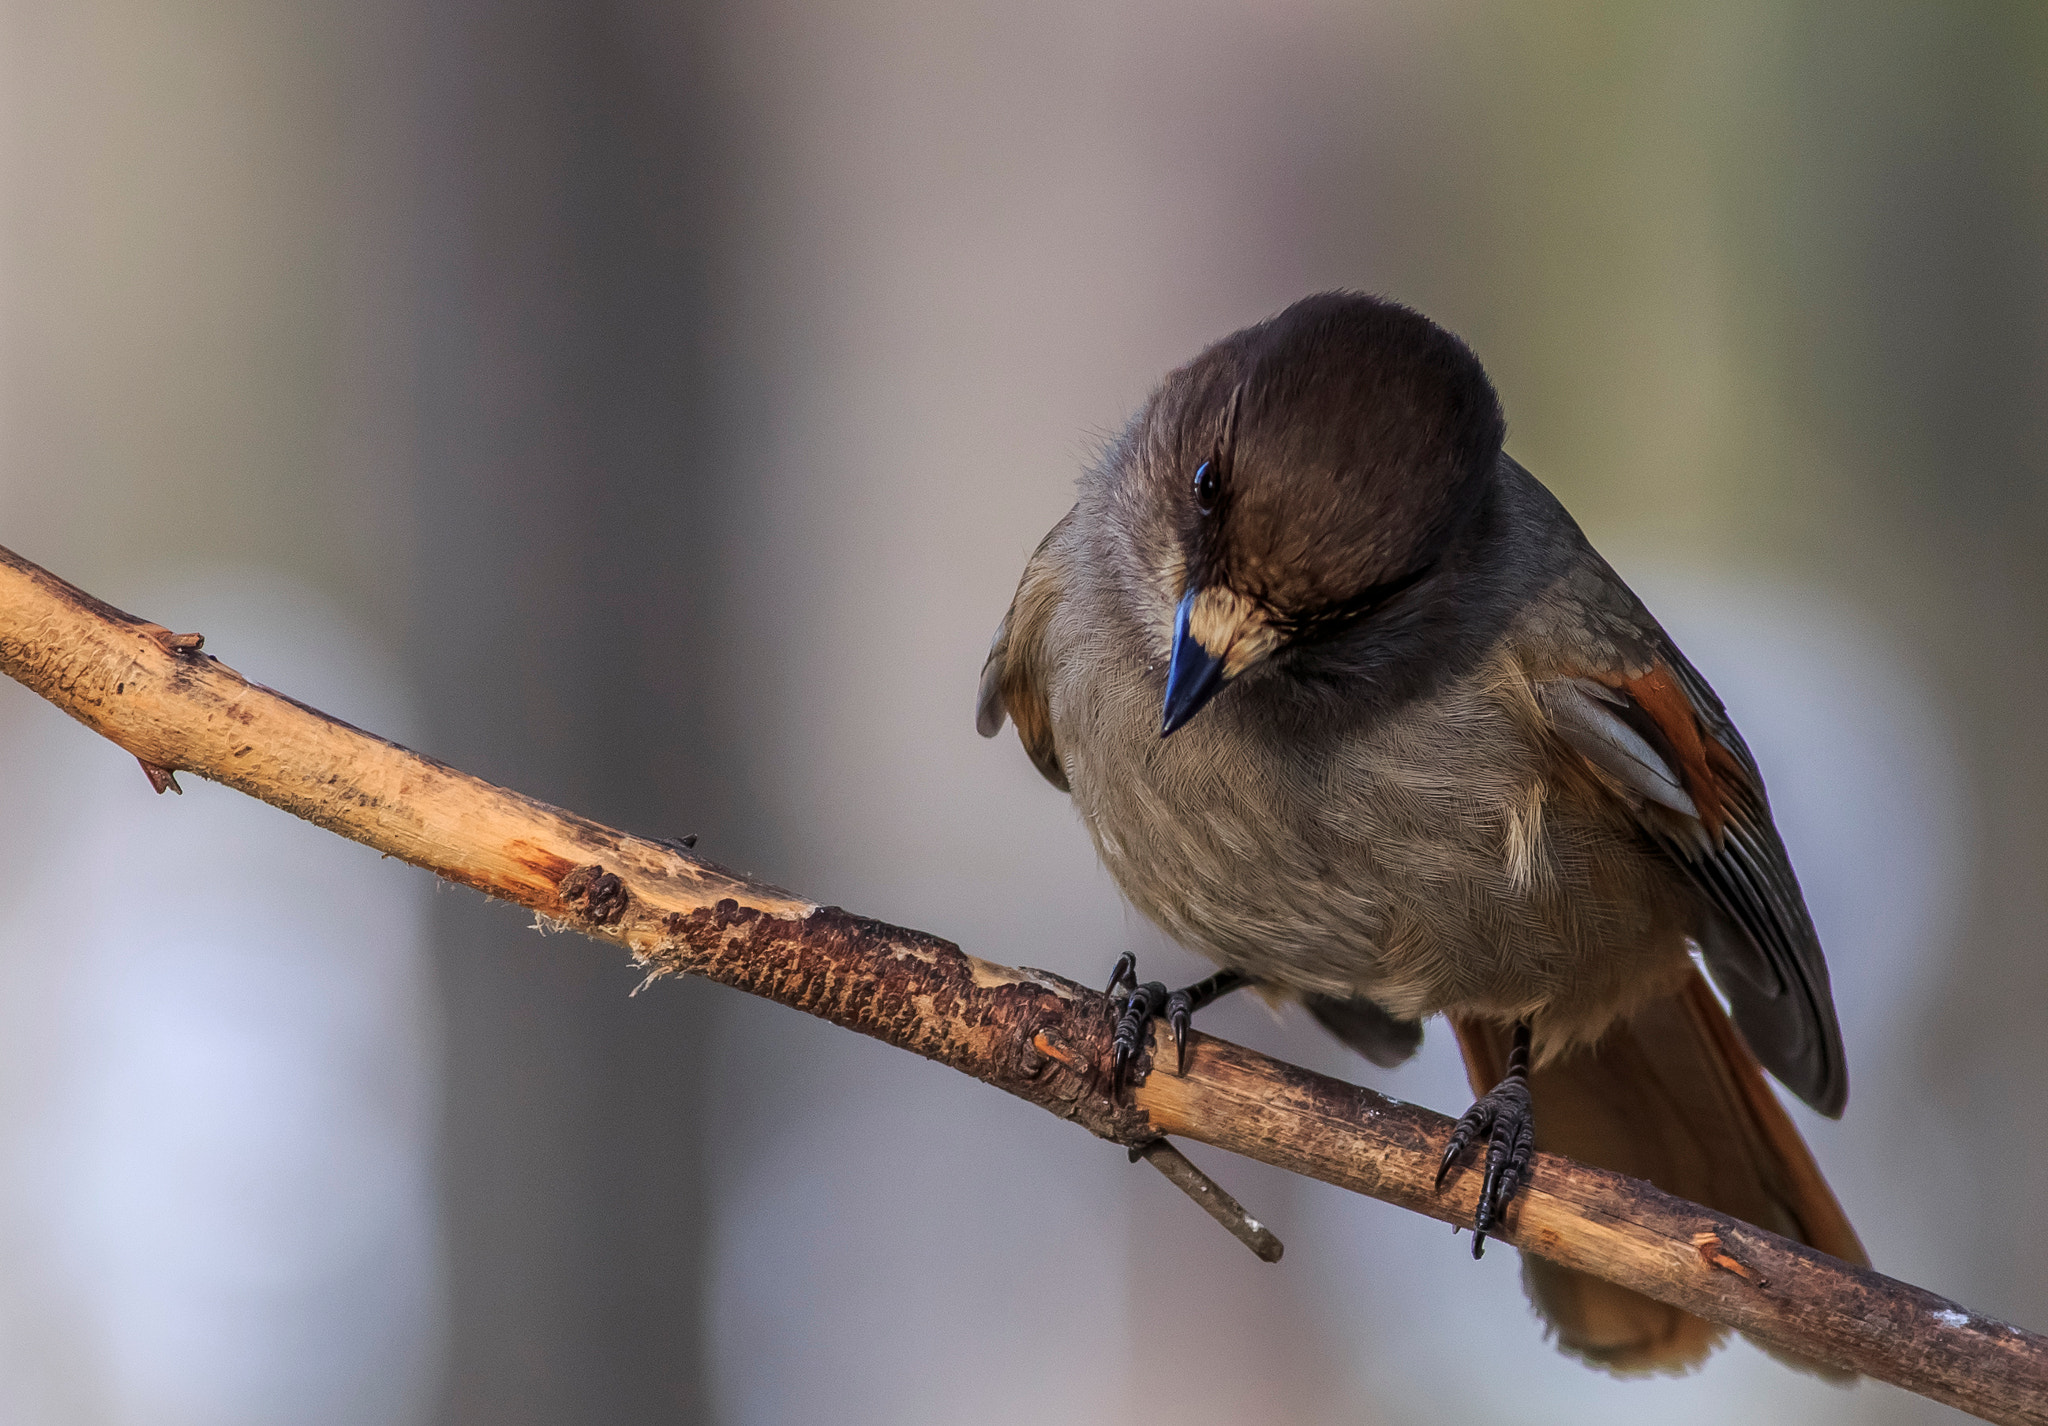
[1435,1128,1473,1192]
[1102,959,1252,1094]
[1105,951,1138,999]
[1166,989,1196,1074]
[1111,981,1169,1088]
[1436,1024,1536,1258]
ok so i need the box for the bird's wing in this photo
[1535,646,1848,1118]
[1302,992,1424,1068]
[975,510,1073,791]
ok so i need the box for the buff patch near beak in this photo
[1160,587,1279,737]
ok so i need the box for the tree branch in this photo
[0,541,2040,1425]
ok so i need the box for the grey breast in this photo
[1048,595,1574,1015]
[1041,462,1695,1024]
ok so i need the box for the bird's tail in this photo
[1450,967,1866,1376]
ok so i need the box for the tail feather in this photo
[1451,968,1865,1376]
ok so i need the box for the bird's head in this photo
[1133,293,1506,736]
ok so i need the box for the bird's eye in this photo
[1193,460,1220,514]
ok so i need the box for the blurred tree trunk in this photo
[410,2,734,1421]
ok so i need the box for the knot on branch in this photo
[558,863,629,924]
[1692,1230,1768,1288]
[137,622,205,656]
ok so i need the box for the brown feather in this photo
[1616,661,1732,837]
[1452,969,1865,1376]
[1567,647,1851,1118]
[976,512,1073,791]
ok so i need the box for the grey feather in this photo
[975,627,1010,737]
[1302,992,1424,1068]
[1541,678,1699,818]
[976,513,1074,791]
[1643,650,1848,1118]
[1531,646,1847,1118]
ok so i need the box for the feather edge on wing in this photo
[1538,657,1848,1117]
[975,512,1072,792]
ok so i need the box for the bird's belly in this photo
[1061,675,1691,1036]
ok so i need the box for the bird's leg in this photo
[1163,968,1252,1074]
[1434,1020,1535,1259]
[1104,956,1251,1084]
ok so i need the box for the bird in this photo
[975,291,1866,1375]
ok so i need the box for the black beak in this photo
[1161,590,1227,737]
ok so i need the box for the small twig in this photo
[0,541,2043,1425]
[1130,1138,1283,1262]
[136,757,182,795]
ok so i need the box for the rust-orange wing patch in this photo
[1560,650,1846,1118]
[1616,660,1742,838]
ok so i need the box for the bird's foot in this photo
[1105,958,1168,1089]
[1435,1021,1535,1258]
[1104,955,1250,1087]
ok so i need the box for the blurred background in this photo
[0,1,2038,1421]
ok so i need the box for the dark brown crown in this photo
[1156,292,1504,628]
